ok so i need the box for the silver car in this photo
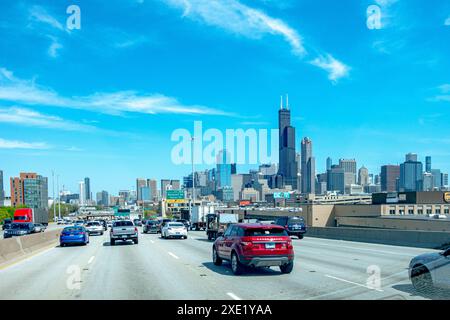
[33,223,46,233]
[409,247,450,292]
[85,221,104,235]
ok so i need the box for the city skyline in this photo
[0,0,449,194]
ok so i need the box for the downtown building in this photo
[301,137,315,194]
[0,170,4,206]
[381,165,400,192]
[277,97,298,190]
[399,153,423,192]
[10,172,48,209]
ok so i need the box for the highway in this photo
[0,229,447,300]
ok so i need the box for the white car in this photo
[409,247,450,292]
[161,222,188,239]
[85,221,104,235]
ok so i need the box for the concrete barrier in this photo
[306,227,450,249]
[0,229,61,265]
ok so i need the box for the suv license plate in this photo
[121,235,127,238]
[265,243,275,249]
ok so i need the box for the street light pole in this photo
[57,174,61,219]
[52,170,56,222]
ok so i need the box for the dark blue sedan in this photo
[60,226,89,247]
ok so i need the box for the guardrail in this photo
[0,229,61,265]
[306,227,450,249]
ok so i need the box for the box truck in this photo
[13,208,49,226]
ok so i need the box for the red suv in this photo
[212,223,294,275]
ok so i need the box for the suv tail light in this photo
[134,227,138,232]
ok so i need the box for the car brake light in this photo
[285,225,288,229]
[135,227,138,232]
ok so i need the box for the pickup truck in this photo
[110,220,138,245]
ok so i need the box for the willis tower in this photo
[277,95,298,189]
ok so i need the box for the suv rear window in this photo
[288,217,304,223]
[113,221,134,227]
[244,228,288,237]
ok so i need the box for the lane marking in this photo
[88,256,95,264]
[325,274,384,292]
[227,292,242,300]
[150,240,155,244]
[168,252,179,259]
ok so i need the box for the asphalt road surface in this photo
[0,229,447,300]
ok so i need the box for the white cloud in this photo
[162,0,306,56]
[0,138,50,150]
[29,5,64,31]
[0,67,234,116]
[428,84,450,103]
[445,17,450,26]
[309,55,350,82]
[47,36,63,58]
[0,107,98,132]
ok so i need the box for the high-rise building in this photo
[259,164,278,176]
[381,165,400,192]
[231,174,244,201]
[96,191,109,206]
[0,170,4,206]
[327,165,345,194]
[326,157,332,171]
[406,153,418,162]
[442,173,449,188]
[147,179,158,201]
[277,96,298,189]
[79,181,86,205]
[216,149,232,188]
[301,137,315,194]
[399,154,423,191]
[431,169,442,190]
[84,177,91,201]
[358,166,369,186]
[423,172,434,191]
[10,173,48,209]
[136,178,147,201]
[425,156,432,173]
[161,179,171,198]
[339,159,357,184]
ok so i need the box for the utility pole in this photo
[52,170,56,222]
[189,137,195,221]
[57,174,61,219]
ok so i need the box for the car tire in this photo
[411,265,433,292]
[298,235,303,239]
[231,252,244,275]
[184,236,188,240]
[60,243,65,247]
[134,238,139,245]
[110,239,115,246]
[280,261,294,274]
[213,246,222,266]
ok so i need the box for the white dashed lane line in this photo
[88,256,95,264]
[227,292,242,300]
[168,252,180,259]
[325,274,384,292]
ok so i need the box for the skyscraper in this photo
[79,181,86,205]
[399,154,423,191]
[326,157,332,171]
[147,179,158,201]
[301,137,315,194]
[358,166,369,186]
[327,165,345,194]
[96,190,109,206]
[442,173,449,188]
[339,159,357,184]
[0,170,4,206]
[136,178,147,201]
[216,149,232,188]
[425,156,432,173]
[431,169,442,190]
[84,177,91,201]
[277,96,298,189]
[381,165,400,192]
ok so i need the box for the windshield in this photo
[244,228,288,237]
[63,227,83,233]
[87,222,100,226]
[168,223,184,227]
[10,223,31,230]
[14,216,28,221]
[113,221,134,227]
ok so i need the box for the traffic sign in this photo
[166,189,185,200]
[273,192,291,199]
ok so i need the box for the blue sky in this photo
[0,0,449,196]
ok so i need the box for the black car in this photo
[99,220,108,231]
[3,222,35,239]
[176,219,190,229]
[274,216,307,239]
[2,218,12,230]
[143,220,159,234]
